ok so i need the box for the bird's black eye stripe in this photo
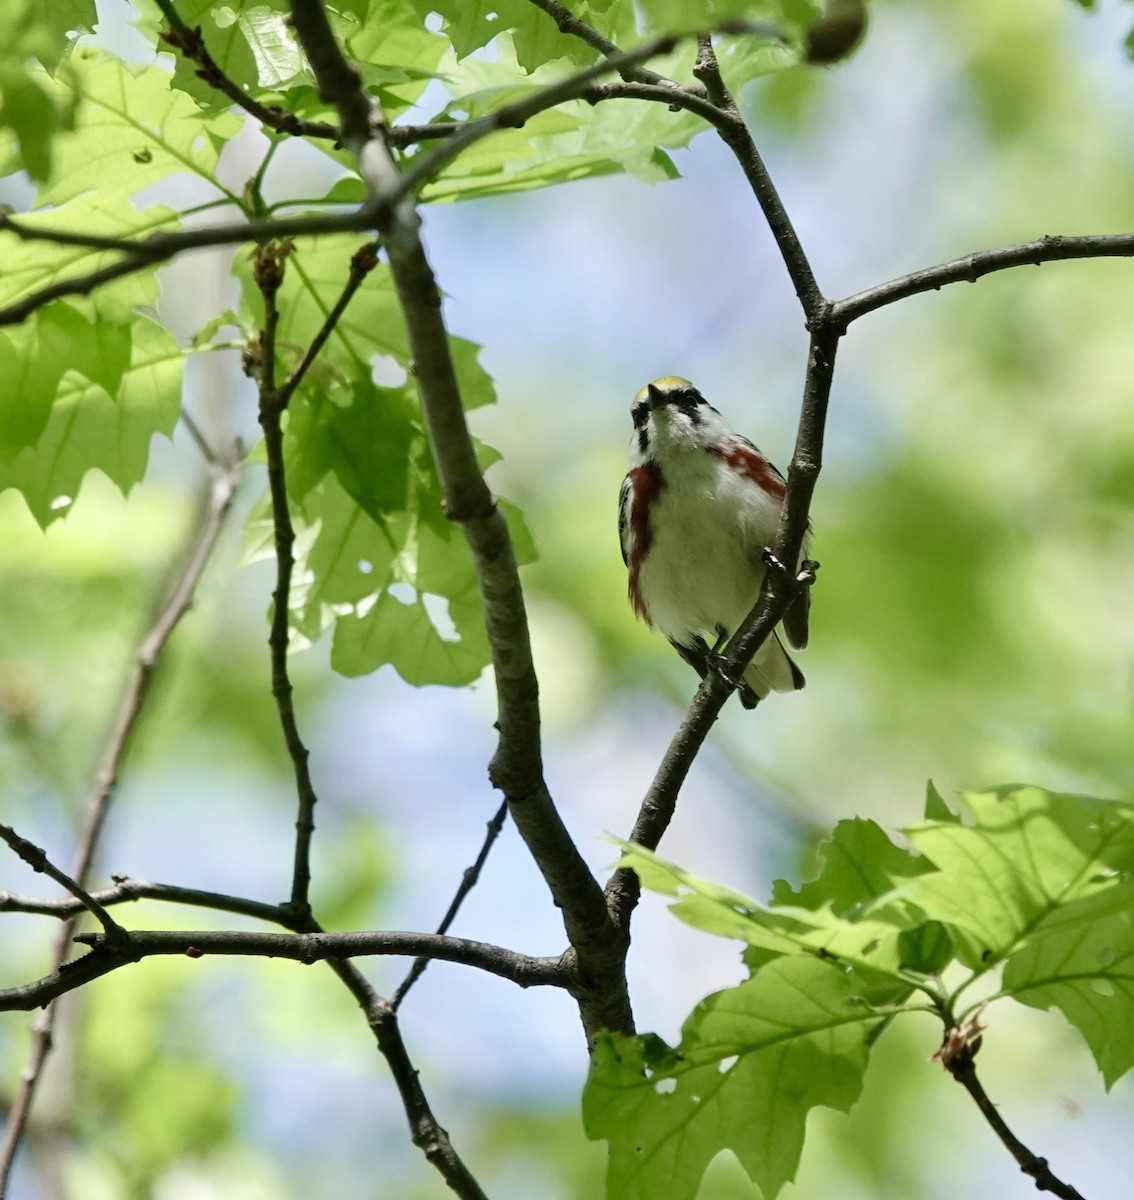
[674,387,704,425]
[632,401,649,429]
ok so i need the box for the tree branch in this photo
[0,208,377,328]
[286,0,633,1042]
[158,18,340,142]
[277,241,379,408]
[524,0,673,87]
[320,953,492,1200]
[834,231,1134,326]
[249,241,322,918]
[0,877,288,925]
[946,1055,1088,1200]
[391,800,510,1010]
[0,454,241,1195]
[0,826,123,942]
[0,929,563,1012]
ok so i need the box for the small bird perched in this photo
[618,376,809,708]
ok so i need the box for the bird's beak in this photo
[646,383,666,411]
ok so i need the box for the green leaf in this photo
[0,63,65,182]
[0,315,184,527]
[34,49,241,206]
[771,818,927,914]
[615,841,912,977]
[406,0,570,67]
[331,580,489,685]
[162,0,307,108]
[584,956,882,1200]
[236,235,407,380]
[924,780,960,823]
[346,0,450,117]
[903,786,1134,964]
[1004,883,1134,1088]
[0,1,94,180]
[0,303,132,460]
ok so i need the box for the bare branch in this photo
[0,826,123,942]
[946,1054,1088,1200]
[391,800,510,1009]
[834,232,1134,326]
[0,929,563,1012]
[247,241,323,918]
[0,208,377,328]
[0,455,241,1193]
[0,877,287,925]
[321,954,492,1200]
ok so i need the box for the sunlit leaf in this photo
[0,316,184,526]
[34,49,241,206]
[584,955,882,1200]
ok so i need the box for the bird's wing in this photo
[618,473,632,567]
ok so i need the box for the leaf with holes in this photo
[33,50,240,206]
[584,955,883,1200]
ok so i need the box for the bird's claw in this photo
[797,558,820,585]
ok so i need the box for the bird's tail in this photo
[740,632,805,708]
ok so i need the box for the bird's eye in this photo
[632,402,649,429]
[675,389,703,423]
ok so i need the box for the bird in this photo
[618,376,809,708]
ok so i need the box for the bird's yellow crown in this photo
[633,376,692,408]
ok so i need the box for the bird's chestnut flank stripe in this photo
[627,462,664,623]
[708,441,787,502]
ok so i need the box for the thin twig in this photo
[0,877,288,925]
[277,240,379,408]
[947,1055,1087,1200]
[250,241,321,918]
[158,20,340,142]
[391,800,510,1010]
[0,827,123,942]
[0,208,378,328]
[834,231,1134,326]
[320,952,493,1200]
[524,0,673,87]
[0,929,563,1012]
[0,455,241,1195]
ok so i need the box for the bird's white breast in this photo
[637,447,782,644]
